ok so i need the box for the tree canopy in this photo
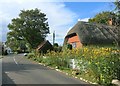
[89,1,120,27]
[88,11,116,25]
[114,0,120,26]
[114,0,120,14]
[7,8,49,49]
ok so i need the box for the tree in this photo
[53,43,59,47]
[7,8,49,49]
[6,37,19,52]
[89,11,116,25]
[53,43,62,52]
[114,0,120,26]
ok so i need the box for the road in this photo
[2,54,90,85]
[0,58,2,86]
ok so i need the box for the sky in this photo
[0,0,116,45]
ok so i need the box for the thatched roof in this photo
[64,21,119,45]
[36,40,53,53]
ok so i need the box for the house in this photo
[64,21,119,48]
[36,40,53,53]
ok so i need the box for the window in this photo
[72,42,76,48]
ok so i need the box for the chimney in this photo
[108,18,112,25]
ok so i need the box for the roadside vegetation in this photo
[27,46,120,86]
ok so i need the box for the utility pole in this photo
[53,31,55,45]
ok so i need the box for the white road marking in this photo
[13,56,18,65]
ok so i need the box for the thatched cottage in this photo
[64,21,119,48]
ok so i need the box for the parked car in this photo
[24,53,28,56]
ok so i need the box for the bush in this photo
[87,54,120,85]
[67,43,72,50]
[53,43,59,47]
[27,53,35,59]
[27,47,120,85]
[76,47,120,85]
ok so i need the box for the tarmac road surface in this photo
[2,54,90,85]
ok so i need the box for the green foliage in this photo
[63,43,72,51]
[53,43,62,52]
[6,38,18,52]
[53,46,62,52]
[42,52,69,69]
[27,53,35,59]
[53,43,59,47]
[6,38,28,53]
[114,0,120,11]
[7,8,49,49]
[29,46,120,85]
[89,11,116,25]
[67,43,72,50]
[114,0,120,26]
[87,54,120,85]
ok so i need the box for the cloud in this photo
[0,0,78,45]
[78,18,90,22]
[0,16,9,42]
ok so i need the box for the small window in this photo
[72,42,76,48]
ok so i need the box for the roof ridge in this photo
[37,40,47,50]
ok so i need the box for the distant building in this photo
[36,40,53,53]
[64,21,119,48]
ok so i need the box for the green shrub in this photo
[28,47,120,85]
[27,53,35,59]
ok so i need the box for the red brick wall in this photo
[67,35,82,48]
